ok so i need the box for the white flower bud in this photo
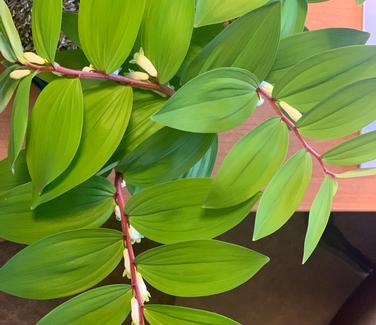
[136,272,151,303]
[82,66,95,73]
[23,52,47,65]
[257,96,265,107]
[259,81,274,95]
[122,247,131,279]
[121,180,127,188]
[130,48,157,77]
[131,297,140,325]
[279,101,302,122]
[129,225,144,244]
[126,71,150,81]
[9,69,31,80]
[114,205,122,221]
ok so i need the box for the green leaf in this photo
[183,135,218,178]
[183,2,281,82]
[37,285,132,325]
[0,228,123,299]
[27,78,84,197]
[145,304,241,325]
[62,12,80,47]
[0,151,30,193]
[296,78,376,140]
[154,68,260,133]
[34,83,133,207]
[0,65,20,113]
[129,179,260,243]
[8,73,34,171]
[139,0,194,84]
[206,117,288,208]
[0,176,115,244]
[113,91,166,159]
[136,240,269,297]
[0,0,24,62]
[126,178,213,215]
[253,150,312,240]
[78,0,145,73]
[32,0,62,62]
[322,131,376,166]
[303,176,337,263]
[273,45,376,112]
[336,168,376,179]
[267,28,370,83]
[194,0,269,27]
[118,128,215,187]
[281,0,307,38]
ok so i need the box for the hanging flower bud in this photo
[130,48,158,77]
[129,225,144,244]
[126,70,150,81]
[136,271,151,303]
[10,69,31,80]
[122,247,131,279]
[259,81,274,95]
[279,101,302,122]
[257,96,265,107]
[131,297,140,325]
[82,65,95,73]
[23,52,47,65]
[121,180,127,188]
[114,205,122,221]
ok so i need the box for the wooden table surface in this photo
[0,0,375,211]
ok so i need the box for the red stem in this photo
[257,88,336,178]
[115,172,145,325]
[23,62,175,97]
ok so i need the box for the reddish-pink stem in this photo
[23,62,175,97]
[115,172,145,325]
[257,88,336,178]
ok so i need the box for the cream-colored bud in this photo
[131,297,140,325]
[9,69,32,80]
[114,205,122,221]
[279,101,302,122]
[23,52,47,65]
[82,66,95,73]
[130,48,157,77]
[259,81,274,95]
[136,272,151,303]
[126,71,149,81]
[122,247,131,279]
[129,225,144,244]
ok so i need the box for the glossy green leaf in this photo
[118,128,215,186]
[273,45,376,112]
[32,0,62,62]
[297,78,376,140]
[0,0,24,62]
[0,229,123,299]
[126,178,213,215]
[154,68,260,133]
[27,78,84,197]
[281,0,307,38]
[253,150,312,240]
[303,176,337,263]
[183,2,281,82]
[336,168,376,179]
[183,135,218,178]
[0,176,115,244]
[62,12,80,47]
[34,83,133,207]
[194,0,269,27]
[140,0,194,83]
[37,285,132,325]
[0,152,30,193]
[267,28,370,83]
[206,117,288,208]
[79,0,145,73]
[113,91,166,160]
[129,181,260,244]
[8,73,33,171]
[136,240,269,297]
[145,304,241,325]
[322,131,376,166]
[0,65,20,113]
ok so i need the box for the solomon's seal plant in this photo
[0,0,374,324]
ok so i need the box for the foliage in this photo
[0,0,373,324]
